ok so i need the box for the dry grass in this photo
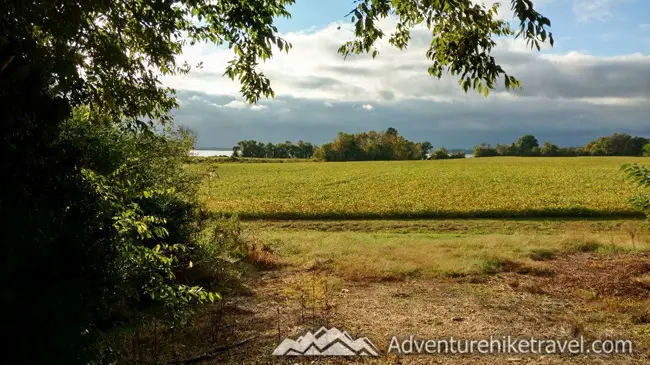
[106,220,650,365]
[258,229,650,281]
[169,263,649,364]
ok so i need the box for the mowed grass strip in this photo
[259,229,650,281]
[197,157,650,219]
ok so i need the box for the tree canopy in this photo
[3,0,553,128]
[474,133,650,158]
[314,128,430,161]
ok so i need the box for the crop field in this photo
[195,157,650,219]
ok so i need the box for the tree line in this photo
[235,140,316,158]
[474,133,650,157]
[313,128,434,161]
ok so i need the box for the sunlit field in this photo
[195,157,650,219]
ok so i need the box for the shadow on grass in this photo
[209,208,645,221]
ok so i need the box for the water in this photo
[190,149,233,157]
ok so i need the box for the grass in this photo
[255,229,650,281]
[195,157,650,219]
[246,218,648,235]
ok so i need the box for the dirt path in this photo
[178,253,650,364]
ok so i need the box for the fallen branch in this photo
[0,56,15,73]
[160,335,257,365]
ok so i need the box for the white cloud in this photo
[165,17,650,148]
[222,100,247,109]
[164,18,570,105]
[250,104,268,111]
[572,0,632,23]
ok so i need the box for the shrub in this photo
[3,101,222,364]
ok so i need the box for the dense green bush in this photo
[3,98,220,364]
[623,163,650,216]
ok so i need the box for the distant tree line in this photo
[235,140,316,158]
[474,133,650,157]
[313,128,433,161]
[430,147,466,160]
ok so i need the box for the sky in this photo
[165,0,650,149]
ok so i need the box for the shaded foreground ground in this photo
[113,220,650,364]
[208,253,650,364]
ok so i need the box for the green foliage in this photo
[4,0,552,135]
[515,134,540,156]
[432,147,451,160]
[64,108,222,319]
[623,163,650,215]
[473,143,499,157]
[541,141,560,157]
[237,139,316,158]
[586,134,648,157]
[338,0,553,96]
[429,147,465,160]
[2,96,220,363]
[475,133,649,158]
[420,141,434,155]
[3,0,295,128]
[314,128,427,161]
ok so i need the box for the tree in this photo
[515,134,539,156]
[584,134,648,156]
[541,141,559,156]
[265,142,277,158]
[314,129,427,161]
[3,0,554,127]
[473,143,498,157]
[432,147,450,160]
[339,1,553,97]
[644,143,650,157]
[420,141,433,156]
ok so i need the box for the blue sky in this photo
[274,0,650,56]
[166,0,650,149]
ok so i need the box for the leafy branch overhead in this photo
[338,0,553,97]
[4,0,552,128]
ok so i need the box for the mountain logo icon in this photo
[272,327,379,356]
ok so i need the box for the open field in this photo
[195,157,650,219]
[117,221,650,364]
[118,157,650,364]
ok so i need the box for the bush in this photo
[3,100,221,364]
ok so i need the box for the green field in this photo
[196,157,650,219]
